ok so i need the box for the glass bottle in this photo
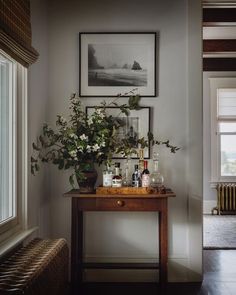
[149,152,164,191]
[103,164,113,187]
[112,162,122,187]
[132,164,141,187]
[122,156,131,187]
[138,149,144,173]
[141,160,150,187]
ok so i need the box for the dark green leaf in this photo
[32,142,40,151]
[31,165,35,175]
[39,135,44,146]
[58,160,64,170]
[147,132,154,141]
[35,163,39,171]
[128,95,141,110]
[120,107,129,116]
[31,156,37,163]
[69,174,75,187]
[65,161,71,169]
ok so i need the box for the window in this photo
[0,52,17,230]
[210,78,236,182]
[0,50,28,241]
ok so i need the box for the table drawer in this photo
[95,198,161,211]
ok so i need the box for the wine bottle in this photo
[141,160,150,187]
[132,164,141,187]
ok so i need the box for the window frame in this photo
[210,77,236,183]
[0,50,28,243]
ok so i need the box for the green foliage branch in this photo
[31,90,179,187]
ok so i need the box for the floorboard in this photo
[70,250,236,294]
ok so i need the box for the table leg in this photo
[159,199,168,288]
[71,199,83,293]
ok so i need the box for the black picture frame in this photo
[86,106,151,159]
[80,32,157,97]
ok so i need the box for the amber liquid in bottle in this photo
[112,162,122,187]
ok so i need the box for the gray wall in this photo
[29,0,50,237]
[29,0,203,282]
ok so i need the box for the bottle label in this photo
[133,179,140,187]
[112,179,122,187]
[103,173,113,187]
[142,174,150,187]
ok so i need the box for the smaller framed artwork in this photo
[80,32,156,97]
[86,106,150,159]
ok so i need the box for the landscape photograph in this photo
[88,44,148,87]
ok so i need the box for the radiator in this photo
[212,183,236,215]
[0,238,69,295]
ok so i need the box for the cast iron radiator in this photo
[212,183,236,215]
[0,238,69,295]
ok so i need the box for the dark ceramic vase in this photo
[77,169,98,193]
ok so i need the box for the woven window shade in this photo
[0,0,39,67]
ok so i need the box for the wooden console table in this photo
[64,190,175,290]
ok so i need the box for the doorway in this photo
[203,4,236,250]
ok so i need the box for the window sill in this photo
[0,227,38,257]
[210,180,236,188]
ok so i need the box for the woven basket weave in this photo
[0,238,69,295]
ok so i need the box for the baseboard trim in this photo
[203,200,217,214]
[83,256,199,282]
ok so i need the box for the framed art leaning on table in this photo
[86,106,151,159]
[79,32,157,97]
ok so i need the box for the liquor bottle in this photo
[112,162,122,187]
[138,149,144,172]
[149,152,164,191]
[103,164,113,187]
[141,160,150,187]
[132,164,141,187]
[122,156,131,187]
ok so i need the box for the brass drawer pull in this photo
[117,200,125,207]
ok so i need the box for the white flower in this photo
[87,145,92,153]
[59,116,67,124]
[95,108,105,119]
[80,134,88,141]
[93,143,100,152]
[78,146,83,152]
[87,117,93,126]
[101,141,106,147]
[69,150,77,158]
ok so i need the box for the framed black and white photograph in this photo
[80,32,156,97]
[86,106,150,159]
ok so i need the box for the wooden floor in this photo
[73,250,236,295]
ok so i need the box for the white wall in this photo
[29,0,202,282]
[203,71,236,214]
[28,0,50,237]
[187,0,203,281]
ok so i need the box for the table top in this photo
[64,189,176,199]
